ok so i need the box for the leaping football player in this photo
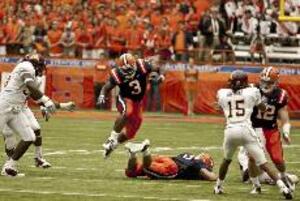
[124,139,217,181]
[238,67,295,192]
[214,70,293,199]
[0,53,72,176]
[97,53,164,158]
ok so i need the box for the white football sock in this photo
[35,146,43,158]
[250,177,261,187]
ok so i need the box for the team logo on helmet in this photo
[260,67,279,94]
[119,53,137,79]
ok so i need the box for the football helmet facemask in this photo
[24,53,47,76]
[228,70,248,92]
[119,53,137,79]
[260,67,279,94]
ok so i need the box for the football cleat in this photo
[35,158,52,168]
[282,175,296,193]
[213,185,224,194]
[102,138,118,159]
[125,139,150,154]
[3,160,18,177]
[280,185,293,200]
[250,185,262,194]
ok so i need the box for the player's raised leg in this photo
[103,97,143,158]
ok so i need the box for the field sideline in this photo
[0,111,299,201]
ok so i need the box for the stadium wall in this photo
[1,58,300,115]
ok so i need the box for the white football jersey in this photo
[217,87,262,126]
[0,61,36,105]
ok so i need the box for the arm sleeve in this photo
[19,63,35,84]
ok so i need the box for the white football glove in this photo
[38,96,56,114]
[59,101,76,111]
[97,94,105,105]
[40,106,51,121]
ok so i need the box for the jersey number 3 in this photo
[129,80,142,95]
[228,99,245,118]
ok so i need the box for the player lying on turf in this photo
[214,70,293,199]
[97,53,164,158]
[237,67,295,193]
[124,139,217,181]
[0,53,71,176]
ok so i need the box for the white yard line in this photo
[0,188,191,201]
[39,144,300,156]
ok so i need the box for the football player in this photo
[0,53,68,176]
[2,102,75,171]
[124,139,217,181]
[214,70,293,199]
[97,53,164,158]
[238,67,295,192]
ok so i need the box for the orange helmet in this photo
[260,67,279,94]
[196,152,214,171]
[118,53,137,79]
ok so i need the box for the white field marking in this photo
[26,144,300,157]
[286,161,300,164]
[189,200,211,201]
[236,187,269,192]
[0,188,186,201]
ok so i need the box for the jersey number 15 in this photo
[228,99,245,118]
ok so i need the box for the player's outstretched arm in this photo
[279,106,291,145]
[199,168,218,181]
[97,80,116,105]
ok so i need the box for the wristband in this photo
[37,95,49,104]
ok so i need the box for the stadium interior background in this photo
[0,0,300,117]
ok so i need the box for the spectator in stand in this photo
[33,20,49,55]
[47,21,63,57]
[125,17,143,56]
[241,9,258,42]
[116,5,130,29]
[157,29,172,61]
[172,21,193,62]
[60,25,76,57]
[16,17,34,55]
[199,7,226,62]
[106,18,125,58]
[5,16,21,54]
[141,24,159,57]
[75,21,93,58]
[168,4,184,32]
[276,12,298,45]
[93,15,107,59]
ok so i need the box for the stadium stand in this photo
[0,0,299,64]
